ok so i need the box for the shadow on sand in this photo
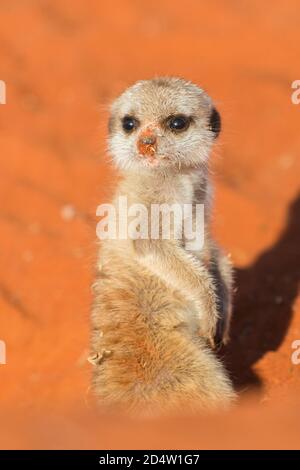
[222,193,300,391]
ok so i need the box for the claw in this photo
[87,349,112,366]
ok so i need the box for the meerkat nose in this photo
[140,135,156,145]
[137,130,157,157]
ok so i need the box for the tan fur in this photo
[90,77,235,415]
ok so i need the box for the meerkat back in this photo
[90,77,235,415]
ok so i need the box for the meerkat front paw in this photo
[202,302,230,351]
[197,295,220,349]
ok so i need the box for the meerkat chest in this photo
[176,174,209,252]
[165,174,195,206]
[159,175,203,242]
[118,173,207,248]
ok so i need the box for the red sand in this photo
[0,0,299,449]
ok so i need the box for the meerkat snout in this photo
[137,128,157,159]
[139,133,156,146]
[108,77,221,171]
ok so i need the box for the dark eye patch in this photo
[166,114,191,133]
[121,115,139,133]
[209,107,221,138]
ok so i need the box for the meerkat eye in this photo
[167,115,190,132]
[122,115,139,133]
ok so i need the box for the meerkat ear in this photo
[209,107,221,138]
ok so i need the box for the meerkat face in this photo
[108,77,221,172]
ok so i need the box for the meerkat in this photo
[90,77,235,415]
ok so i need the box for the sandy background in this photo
[0,0,299,449]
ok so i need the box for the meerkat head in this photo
[108,77,221,172]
